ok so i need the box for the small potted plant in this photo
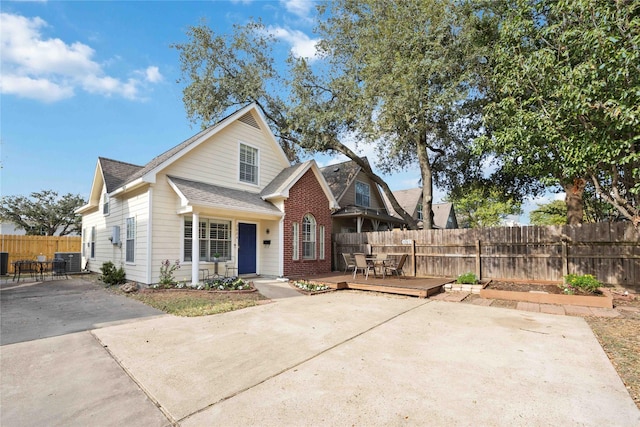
[213,253,220,262]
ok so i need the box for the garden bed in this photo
[480,280,613,308]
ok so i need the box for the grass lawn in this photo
[127,290,268,316]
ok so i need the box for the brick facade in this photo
[283,169,333,278]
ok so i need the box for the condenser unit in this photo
[54,252,82,273]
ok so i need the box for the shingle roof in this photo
[433,202,455,229]
[319,158,367,201]
[260,161,310,198]
[98,157,143,193]
[389,188,422,217]
[168,176,282,216]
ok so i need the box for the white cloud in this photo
[144,66,163,83]
[0,12,161,102]
[267,26,319,61]
[281,0,314,19]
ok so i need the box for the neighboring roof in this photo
[320,158,370,202]
[98,157,143,193]
[388,188,422,217]
[167,176,282,217]
[432,202,456,229]
[331,205,405,224]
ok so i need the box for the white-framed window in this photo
[319,225,325,260]
[239,143,258,185]
[90,226,96,258]
[292,222,299,260]
[355,181,370,207]
[302,214,316,259]
[126,217,135,263]
[184,217,231,262]
[102,194,109,215]
[417,203,423,220]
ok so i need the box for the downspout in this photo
[146,185,153,285]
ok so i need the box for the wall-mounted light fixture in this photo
[266,228,270,234]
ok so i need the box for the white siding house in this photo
[77,104,338,285]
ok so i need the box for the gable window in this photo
[126,217,135,263]
[239,143,258,185]
[355,181,370,207]
[184,218,231,262]
[417,203,423,220]
[302,214,316,259]
[292,222,299,260]
[103,194,109,215]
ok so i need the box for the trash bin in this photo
[0,252,8,276]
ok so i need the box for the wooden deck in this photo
[298,272,453,298]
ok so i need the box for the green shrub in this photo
[99,261,126,286]
[456,272,478,284]
[564,274,601,294]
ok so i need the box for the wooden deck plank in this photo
[296,272,453,298]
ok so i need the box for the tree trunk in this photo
[563,178,586,225]
[417,135,434,229]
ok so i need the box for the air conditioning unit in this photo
[54,252,82,273]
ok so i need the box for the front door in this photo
[238,223,257,275]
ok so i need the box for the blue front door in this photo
[238,223,257,275]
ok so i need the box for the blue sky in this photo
[1,1,547,223]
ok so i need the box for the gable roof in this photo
[320,157,372,202]
[99,157,143,193]
[76,104,289,214]
[261,160,339,209]
[433,202,457,229]
[167,176,283,218]
[389,188,422,217]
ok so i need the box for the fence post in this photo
[561,240,569,278]
[411,240,416,277]
[475,240,482,280]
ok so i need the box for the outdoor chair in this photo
[385,254,408,278]
[353,253,374,280]
[342,253,356,274]
[52,258,68,280]
[225,259,238,277]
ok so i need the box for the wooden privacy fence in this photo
[333,222,639,291]
[0,235,82,274]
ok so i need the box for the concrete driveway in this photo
[0,277,164,345]
[2,279,639,426]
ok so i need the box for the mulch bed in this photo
[486,280,603,296]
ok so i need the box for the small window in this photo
[90,226,96,258]
[292,222,299,260]
[417,203,423,220]
[239,143,258,185]
[103,194,109,215]
[184,219,193,262]
[355,181,370,207]
[302,214,316,259]
[126,217,135,263]
[319,225,325,260]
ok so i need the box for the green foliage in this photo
[480,0,640,226]
[446,183,522,228]
[158,259,180,286]
[456,272,478,284]
[99,262,126,286]
[530,200,567,226]
[0,190,85,236]
[563,274,602,295]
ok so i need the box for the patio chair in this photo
[225,259,238,277]
[385,254,408,278]
[52,258,68,280]
[342,253,356,274]
[353,253,374,280]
